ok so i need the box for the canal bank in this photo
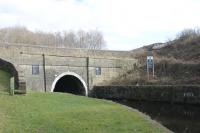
[111,101,172,133]
[90,85,200,133]
[115,100,200,133]
[0,69,171,133]
[0,92,172,133]
[90,85,200,104]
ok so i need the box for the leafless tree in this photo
[0,26,106,50]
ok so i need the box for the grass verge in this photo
[0,69,169,133]
[0,92,171,133]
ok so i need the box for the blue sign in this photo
[147,56,154,69]
[148,59,153,68]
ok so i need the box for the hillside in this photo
[109,29,200,85]
[155,37,200,62]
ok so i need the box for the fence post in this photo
[10,77,15,96]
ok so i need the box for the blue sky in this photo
[0,0,200,50]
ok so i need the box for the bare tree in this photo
[0,26,106,50]
[176,28,200,40]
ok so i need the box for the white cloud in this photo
[0,0,200,50]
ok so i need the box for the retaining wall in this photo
[91,85,200,104]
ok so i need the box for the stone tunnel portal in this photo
[51,72,88,96]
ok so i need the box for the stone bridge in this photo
[0,43,137,96]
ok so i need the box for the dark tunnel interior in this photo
[53,75,86,96]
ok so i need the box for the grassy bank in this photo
[0,69,169,133]
[0,92,170,133]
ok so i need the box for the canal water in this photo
[116,100,200,133]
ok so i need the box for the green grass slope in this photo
[0,92,169,133]
[0,69,169,133]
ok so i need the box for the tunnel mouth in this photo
[52,73,87,96]
[0,58,19,89]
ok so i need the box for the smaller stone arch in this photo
[0,58,19,89]
[51,71,88,96]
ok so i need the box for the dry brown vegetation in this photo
[156,29,200,62]
[109,28,200,85]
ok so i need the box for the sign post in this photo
[147,51,154,80]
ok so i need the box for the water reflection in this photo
[116,100,200,133]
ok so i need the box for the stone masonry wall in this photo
[0,43,137,93]
[91,85,200,104]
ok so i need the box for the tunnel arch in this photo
[51,72,88,96]
[0,58,19,89]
